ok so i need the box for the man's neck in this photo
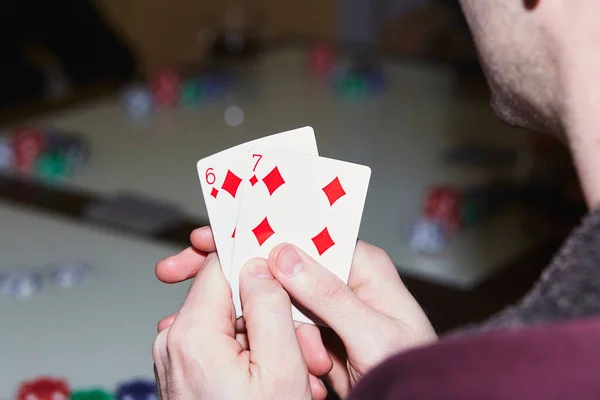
[558,28,600,209]
[564,106,600,210]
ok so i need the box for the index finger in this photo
[155,226,216,283]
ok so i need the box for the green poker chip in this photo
[71,389,114,400]
[35,152,67,180]
[180,80,202,106]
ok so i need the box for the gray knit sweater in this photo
[464,206,600,333]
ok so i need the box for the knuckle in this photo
[244,288,290,314]
[314,275,346,305]
[152,330,168,361]
[356,241,395,272]
[152,332,164,361]
[166,324,194,357]
[369,244,394,264]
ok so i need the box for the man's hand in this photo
[153,253,320,399]
[267,243,437,396]
[156,226,437,398]
[155,227,331,399]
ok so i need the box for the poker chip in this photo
[71,389,113,400]
[48,260,92,287]
[16,377,70,400]
[0,134,14,170]
[123,85,153,118]
[116,378,158,400]
[409,218,447,255]
[0,270,44,299]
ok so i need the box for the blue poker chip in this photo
[49,260,93,287]
[0,270,43,299]
[116,378,159,400]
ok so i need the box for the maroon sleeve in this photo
[348,317,600,400]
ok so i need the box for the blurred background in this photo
[0,0,585,399]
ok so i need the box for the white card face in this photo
[197,127,318,280]
[231,149,371,324]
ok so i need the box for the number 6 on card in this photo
[196,127,318,281]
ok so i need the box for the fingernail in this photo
[247,258,273,279]
[277,245,304,276]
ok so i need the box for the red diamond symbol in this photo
[249,175,259,186]
[322,177,347,206]
[252,217,275,246]
[312,227,335,255]
[210,187,219,198]
[221,170,243,198]
[232,227,236,238]
[262,167,286,195]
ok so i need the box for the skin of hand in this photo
[266,243,437,395]
[153,252,322,400]
[156,226,437,397]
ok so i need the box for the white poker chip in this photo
[409,218,447,255]
[0,270,43,299]
[0,135,13,171]
[48,260,92,287]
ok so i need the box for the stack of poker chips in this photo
[123,68,238,118]
[332,64,386,99]
[408,182,514,255]
[0,127,89,180]
[0,260,92,299]
[17,377,158,400]
[306,43,387,99]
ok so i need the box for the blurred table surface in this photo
[6,47,546,289]
[0,201,185,398]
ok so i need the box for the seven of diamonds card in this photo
[230,147,371,323]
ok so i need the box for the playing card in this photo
[197,127,318,280]
[231,149,371,324]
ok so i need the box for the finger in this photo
[190,226,217,252]
[170,253,238,363]
[296,324,333,376]
[351,241,436,336]
[309,375,328,400]
[321,328,352,398]
[349,241,411,304]
[236,332,249,350]
[155,246,210,284]
[157,313,177,332]
[237,316,332,376]
[268,244,378,346]
[324,355,352,398]
[239,258,307,375]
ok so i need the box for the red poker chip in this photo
[11,127,44,174]
[16,377,70,400]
